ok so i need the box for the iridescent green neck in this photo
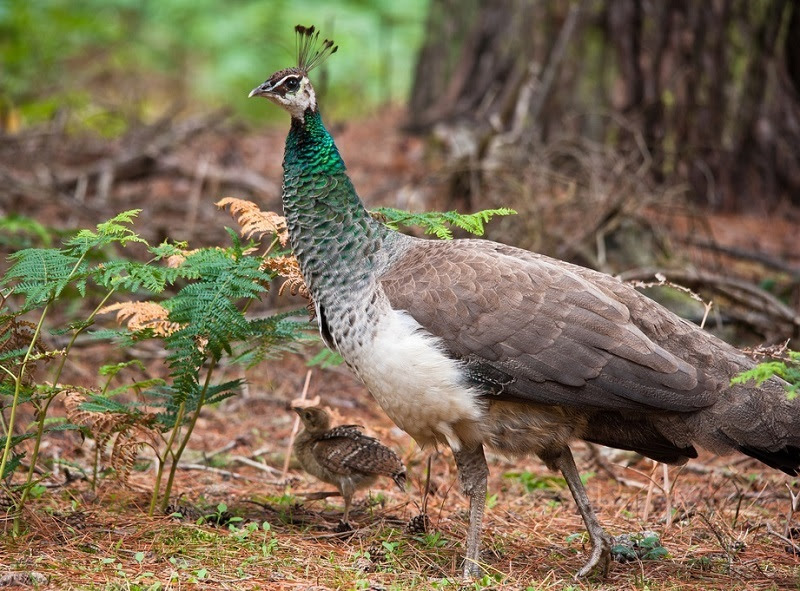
[281,109,389,298]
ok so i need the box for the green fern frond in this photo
[78,394,133,414]
[306,348,344,368]
[374,207,516,240]
[0,346,30,366]
[203,379,243,406]
[149,240,190,261]
[64,209,145,255]
[99,360,147,377]
[94,260,171,293]
[232,312,316,367]
[87,327,142,347]
[0,449,24,479]
[0,214,53,248]
[733,351,800,400]
[105,379,167,399]
[3,248,84,308]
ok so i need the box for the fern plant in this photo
[1,211,154,532]
[0,209,313,526]
[373,206,516,240]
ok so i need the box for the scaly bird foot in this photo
[575,531,612,579]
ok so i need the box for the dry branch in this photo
[53,110,229,197]
[619,267,800,340]
[159,155,278,196]
[679,237,800,279]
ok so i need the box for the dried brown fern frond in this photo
[63,389,160,486]
[742,339,792,362]
[262,255,310,300]
[262,254,315,317]
[166,252,191,268]
[110,429,147,484]
[0,316,48,383]
[64,388,126,450]
[216,197,289,246]
[99,302,183,337]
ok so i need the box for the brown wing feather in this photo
[311,426,405,480]
[381,239,724,413]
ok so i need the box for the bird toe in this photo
[335,519,353,533]
[575,532,612,579]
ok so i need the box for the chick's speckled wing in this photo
[311,426,405,480]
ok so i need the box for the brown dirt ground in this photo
[2,109,799,589]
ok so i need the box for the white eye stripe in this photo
[273,75,301,90]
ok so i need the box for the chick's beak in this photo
[248,81,275,98]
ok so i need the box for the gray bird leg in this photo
[342,493,352,524]
[551,446,611,578]
[453,445,489,578]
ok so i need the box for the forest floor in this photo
[1,108,799,590]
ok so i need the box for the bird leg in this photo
[342,493,352,524]
[550,446,612,578]
[453,444,489,578]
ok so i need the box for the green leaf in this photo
[3,248,83,307]
[306,348,344,369]
[64,209,145,255]
[93,259,170,293]
[374,207,516,240]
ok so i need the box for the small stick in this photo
[421,453,433,514]
[282,370,313,479]
[767,523,800,555]
[179,463,253,481]
[785,484,799,538]
[642,459,658,523]
[231,455,282,475]
[203,440,237,460]
[662,463,672,529]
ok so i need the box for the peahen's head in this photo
[249,25,337,121]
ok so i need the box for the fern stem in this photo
[51,288,117,387]
[91,445,100,493]
[18,288,119,518]
[0,301,50,486]
[1,302,52,536]
[159,358,217,513]
[149,400,186,516]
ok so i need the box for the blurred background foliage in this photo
[0,0,427,131]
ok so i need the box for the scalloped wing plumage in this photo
[311,425,405,486]
[381,239,717,413]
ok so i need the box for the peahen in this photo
[249,25,800,578]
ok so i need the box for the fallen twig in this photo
[53,110,229,195]
[766,523,800,555]
[230,455,282,476]
[619,267,800,338]
[178,462,255,481]
[282,370,313,480]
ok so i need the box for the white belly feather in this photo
[345,308,485,451]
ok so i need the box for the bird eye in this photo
[285,77,300,91]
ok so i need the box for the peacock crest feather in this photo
[295,25,337,74]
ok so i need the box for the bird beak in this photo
[248,81,275,98]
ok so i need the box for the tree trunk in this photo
[407,0,800,211]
